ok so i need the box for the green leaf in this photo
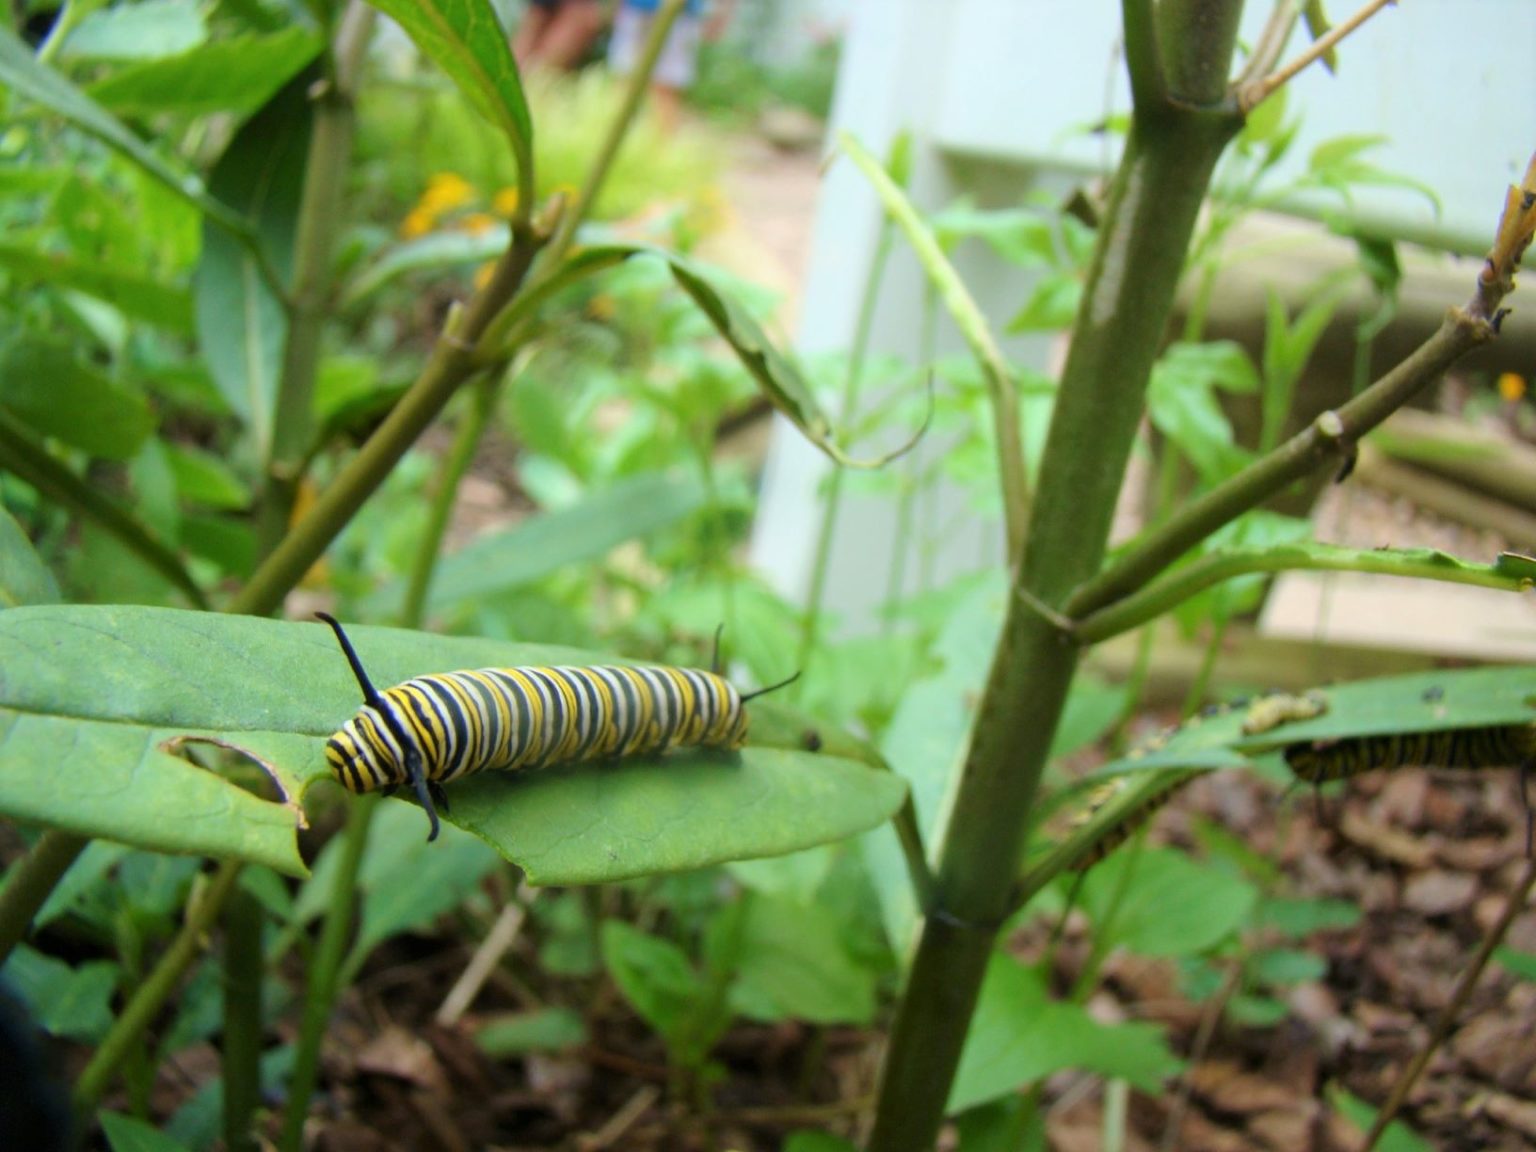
[601,920,723,1066]
[363,0,533,182]
[370,470,710,615]
[194,73,309,461]
[0,606,903,883]
[1494,946,1536,982]
[0,242,192,331]
[164,443,250,510]
[4,945,118,1042]
[1257,896,1361,937]
[100,1111,197,1152]
[729,893,877,1025]
[1005,275,1082,333]
[1250,946,1327,986]
[351,804,502,956]
[0,505,60,607]
[89,27,323,119]
[930,205,1058,267]
[949,954,1178,1113]
[1329,1086,1435,1152]
[0,338,154,458]
[1079,847,1257,957]
[0,27,217,214]
[341,226,510,308]
[61,0,207,62]
[474,1007,587,1057]
[1231,664,1536,751]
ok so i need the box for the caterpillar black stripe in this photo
[317,614,797,841]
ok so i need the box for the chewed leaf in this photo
[0,606,903,882]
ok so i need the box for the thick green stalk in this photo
[866,6,1244,1148]
[229,225,547,617]
[73,860,242,1111]
[278,794,377,1152]
[0,830,87,967]
[258,1,377,557]
[221,883,264,1152]
[399,373,502,626]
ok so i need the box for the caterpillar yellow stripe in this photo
[317,614,795,840]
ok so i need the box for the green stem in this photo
[1075,542,1529,644]
[399,373,502,626]
[796,216,896,682]
[1064,306,1497,621]
[258,1,377,558]
[542,0,687,267]
[229,223,548,618]
[73,860,242,1111]
[0,411,208,607]
[278,794,377,1152]
[221,883,264,1152]
[0,830,87,967]
[866,6,1244,1147]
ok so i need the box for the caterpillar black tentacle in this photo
[318,614,795,842]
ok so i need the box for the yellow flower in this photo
[458,212,499,236]
[400,206,436,239]
[492,186,519,216]
[1497,371,1526,402]
[419,171,475,214]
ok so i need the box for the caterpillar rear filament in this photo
[317,614,796,841]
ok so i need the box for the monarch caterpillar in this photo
[1283,724,1536,784]
[1066,768,1203,870]
[1284,723,1536,851]
[317,614,798,841]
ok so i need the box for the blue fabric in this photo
[621,0,705,16]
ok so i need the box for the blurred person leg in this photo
[516,0,607,72]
